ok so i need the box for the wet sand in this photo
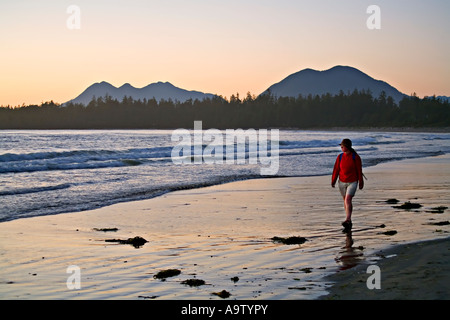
[0,155,449,300]
[321,237,450,300]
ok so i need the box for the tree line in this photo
[0,90,449,129]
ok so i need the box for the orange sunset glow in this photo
[1,0,449,107]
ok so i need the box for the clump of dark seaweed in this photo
[93,227,119,232]
[385,199,399,204]
[271,236,307,245]
[181,279,206,287]
[379,230,397,236]
[138,295,159,299]
[393,201,422,210]
[153,269,181,280]
[212,290,231,298]
[427,206,448,214]
[105,236,148,248]
[427,221,450,226]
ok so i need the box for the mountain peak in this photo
[119,83,135,89]
[94,81,115,87]
[327,65,357,71]
[150,81,175,87]
[262,65,406,103]
[65,81,216,105]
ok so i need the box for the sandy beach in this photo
[0,154,449,300]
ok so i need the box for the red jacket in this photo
[332,152,363,185]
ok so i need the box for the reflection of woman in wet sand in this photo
[335,231,364,270]
[331,139,364,230]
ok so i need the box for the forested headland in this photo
[1,90,449,129]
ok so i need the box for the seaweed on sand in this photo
[427,206,448,214]
[153,269,181,279]
[212,290,231,298]
[385,199,400,204]
[393,201,422,210]
[427,221,450,226]
[93,227,119,232]
[181,279,206,287]
[379,230,397,236]
[271,236,307,245]
[105,236,148,248]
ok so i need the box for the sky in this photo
[1,0,449,106]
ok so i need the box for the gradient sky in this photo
[1,0,449,106]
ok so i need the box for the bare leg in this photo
[344,195,353,222]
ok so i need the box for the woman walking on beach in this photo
[331,139,364,230]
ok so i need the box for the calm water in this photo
[1,129,449,222]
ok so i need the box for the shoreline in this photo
[0,151,446,225]
[0,154,449,299]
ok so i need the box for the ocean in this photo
[1,129,449,223]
